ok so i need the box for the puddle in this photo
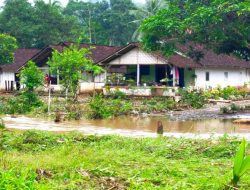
[3,115,250,138]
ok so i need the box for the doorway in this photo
[155,65,167,84]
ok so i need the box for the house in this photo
[1,42,250,94]
[0,48,41,91]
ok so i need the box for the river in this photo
[3,114,250,139]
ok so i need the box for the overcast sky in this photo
[0,0,146,7]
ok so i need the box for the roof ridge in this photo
[63,41,124,48]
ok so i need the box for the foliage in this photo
[179,88,208,109]
[232,138,250,187]
[108,90,127,99]
[19,61,44,92]
[0,34,17,64]
[0,93,43,115]
[48,44,104,101]
[130,0,167,40]
[140,0,250,60]
[0,0,80,48]
[220,103,243,114]
[87,94,132,119]
[0,130,248,189]
[106,73,126,86]
[0,169,37,189]
[140,97,176,113]
[201,86,250,101]
[220,86,238,100]
[0,119,5,130]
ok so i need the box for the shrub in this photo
[109,90,127,99]
[141,98,176,112]
[220,86,238,100]
[87,94,132,119]
[0,93,43,114]
[179,88,207,109]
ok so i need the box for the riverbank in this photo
[0,130,249,189]
[167,100,250,121]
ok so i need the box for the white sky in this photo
[0,0,146,7]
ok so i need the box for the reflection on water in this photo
[3,115,250,138]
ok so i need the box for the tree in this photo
[64,0,109,44]
[130,0,167,40]
[0,34,18,64]
[48,44,104,101]
[0,0,36,47]
[19,61,44,92]
[64,0,138,46]
[0,0,81,48]
[33,0,81,48]
[140,0,250,60]
[105,0,138,45]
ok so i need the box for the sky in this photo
[0,0,146,7]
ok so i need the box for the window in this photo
[224,72,228,81]
[205,72,210,81]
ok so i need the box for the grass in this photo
[0,130,250,189]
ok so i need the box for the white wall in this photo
[195,68,250,88]
[109,47,167,65]
[0,72,15,91]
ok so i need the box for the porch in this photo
[105,64,196,88]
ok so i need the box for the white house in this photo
[1,42,250,94]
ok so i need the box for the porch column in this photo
[172,66,176,87]
[137,64,140,86]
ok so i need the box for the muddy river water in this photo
[3,114,250,138]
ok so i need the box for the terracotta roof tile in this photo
[51,43,123,63]
[0,48,41,72]
[176,43,250,68]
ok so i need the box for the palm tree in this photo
[131,0,167,40]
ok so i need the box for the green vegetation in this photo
[0,62,44,115]
[0,94,43,115]
[0,0,80,48]
[19,61,44,92]
[0,34,17,64]
[140,0,250,60]
[204,86,250,100]
[87,94,133,119]
[48,43,103,101]
[179,88,208,109]
[0,130,250,189]
[232,138,250,187]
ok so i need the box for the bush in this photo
[220,86,238,100]
[141,98,176,113]
[87,94,132,119]
[0,92,43,114]
[179,88,207,109]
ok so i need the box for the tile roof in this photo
[51,42,123,63]
[0,48,41,72]
[2,42,249,73]
[176,43,250,68]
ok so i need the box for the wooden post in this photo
[48,80,51,114]
[137,64,140,86]
[172,66,176,87]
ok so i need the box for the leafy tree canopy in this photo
[0,0,81,48]
[140,0,250,60]
[48,44,104,100]
[0,34,18,64]
[64,0,138,46]
[19,61,44,92]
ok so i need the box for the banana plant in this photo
[232,138,250,186]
